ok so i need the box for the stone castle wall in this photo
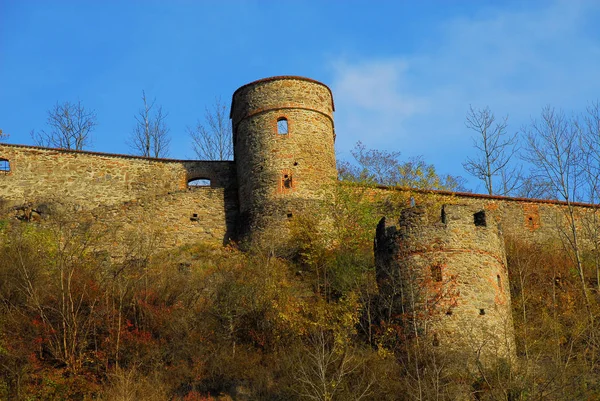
[90,187,238,250]
[0,143,238,250]
[368,185,599,247]
[0,143,236,207]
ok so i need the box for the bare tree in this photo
[188,97,233,160]
[578,101,600,291]
[339,141,466,191]
[295,328,373,401]
[31,100,97,150]
[129,91,170,158]
[0,129,8,141]
[522,105,593,324]
[515,175,554,199]
[463,105,521,195]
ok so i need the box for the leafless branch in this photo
[188,97,233,160]
[129,91,171,158]
[31,100,97,150]
[522,105,593,325]
[462,105,521,195]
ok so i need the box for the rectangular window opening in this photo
[283,174,292,189]
[474,211,486,227]
[0,159,10,174]
[277,118,289,135]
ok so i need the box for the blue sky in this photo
[1,0,600,192]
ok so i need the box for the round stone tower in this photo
[230,76,337,237]
[374,204,516,366]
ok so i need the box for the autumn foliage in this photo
[1,189,600,400]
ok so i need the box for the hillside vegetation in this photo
[0,186,599,400]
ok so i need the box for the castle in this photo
[0,76,596,364]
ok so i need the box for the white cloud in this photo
[330,0,600,179]
[330,59,428,156]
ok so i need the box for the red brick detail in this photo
[278,169,295,194]
[523,204,541,231]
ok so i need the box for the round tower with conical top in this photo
[230,76,337,238]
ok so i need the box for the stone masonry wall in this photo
[0,143,235,209]
[91,187,238,252]
[0,143,238,250]
[367,185,600,247]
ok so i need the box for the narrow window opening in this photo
[190,213,199,222]
[474,211,486,227]
[497,274,501,288]
[441,207,447,224]
[283,174,292,189]
[0,159,10,174]
[277,118,288,135]
[287,212,293,219]
[293,161,298,166]
[446,310,453,316]
[188,178,211,188]
[479,308,486,315]
[431,265,443,282]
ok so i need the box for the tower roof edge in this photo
[230,76,335,119]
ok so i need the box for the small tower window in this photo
[279,170,294,193]
[431,265,443,282]
[497,274,501,289]
[474,210,486,227]
[277,118,289,135]
[0,159,10,174]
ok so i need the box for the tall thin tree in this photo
[523,105,593,324]
[188,97,233,161]
[130,91,170,158]
[463,105,520,195]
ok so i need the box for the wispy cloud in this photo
[330,0,600,176]
[330,59,428,157]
